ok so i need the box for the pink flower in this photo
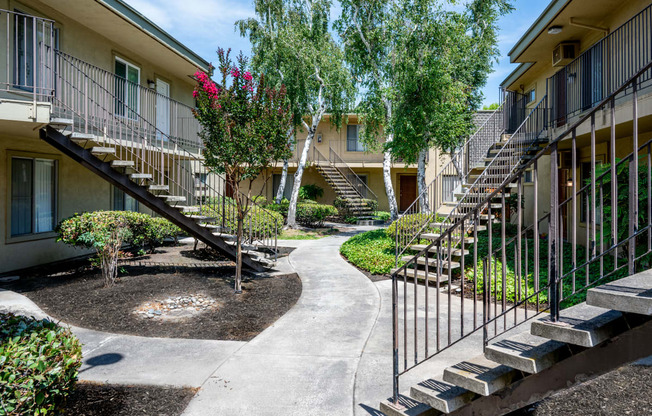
[243,71,253,82]
[230,67,240,78]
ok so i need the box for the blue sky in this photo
[125,0,549,107]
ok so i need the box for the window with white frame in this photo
[13,10,59,92]
[442,175,460,202]
[10,157,57,237]
[114,57,140,119]
[347,125,364,152]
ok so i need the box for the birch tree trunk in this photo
[287,112,323,228]
[275,159,289,204]
[417,148,430,213]
[383,101,399,220]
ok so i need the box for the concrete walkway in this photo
[182,227,382,416]
[0,289,244,388]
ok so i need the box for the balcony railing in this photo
[0,9,56,104]
[549,3,652,127]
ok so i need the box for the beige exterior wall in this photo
[0,0,197,106]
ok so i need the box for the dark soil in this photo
[6,246,301,341]
[65,382,196,416]
[509,363,652,415]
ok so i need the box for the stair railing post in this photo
[549,141,560,322]
[392,270,400,406]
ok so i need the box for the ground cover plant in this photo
[0,313,82,415]
[279,227,340,240]
[340,228,402,275]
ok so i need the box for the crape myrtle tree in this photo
[337,0,511,214]
[193,49,292,292]
[238,0,354,227]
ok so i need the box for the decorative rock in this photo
[133,293,219,321]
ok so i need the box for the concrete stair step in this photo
[531,303,628,348]
[400,256,461,270]
[586,272,652,315]
[111,160,135,169]
[410,378,476,413]
[178,206,201,213]
[49,118,73,129]
[159,196,186,203]
[442,354,521,396]
[186,215,216,222]
[149,185,170,192]
[420,233,474,244]
[409,245,469,257]
[379,396,438,416]
[130,173,153,181]
[484,332,571,374]
[391,268,449,284]
[90,146,115,156]
[198,223,220,229]
[442,201,502,209]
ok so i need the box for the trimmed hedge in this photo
[200,200,284,239]
[0,313,82,415]
[296,203,338,227]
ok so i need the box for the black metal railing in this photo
[549,3,652,127]
[389,56,652,406]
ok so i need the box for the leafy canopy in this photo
[192,49,293,182]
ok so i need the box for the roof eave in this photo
[507,0,571,63]
[97,0,210,72]
[500,63,533,90]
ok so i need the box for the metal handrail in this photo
[328,145,378,202]
[389,57,652,406]
[394,102,505,259]
[49,50,281,254]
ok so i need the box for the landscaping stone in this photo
[133,294,219,321]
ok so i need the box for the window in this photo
[13,11,58,92]
[442,175,460,202]
[113,187,138,212]
[11,157,57,237]
[114,57,140,119]
[524,169,533,183]
[526,88,536,105]
[356,174,368,198]
[272,173,295,200]
[347,125,364,152]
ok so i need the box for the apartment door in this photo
[399,175,417,212]
[156,79,170,140]
[115,58,140,119]
[554,67,567,127]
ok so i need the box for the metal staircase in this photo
[383,44,652,416]
[312,145,378,217]
[40,50,279,271]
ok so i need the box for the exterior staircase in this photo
[380,273,652,415]
[313,146,378,217]
[40,50,279,271]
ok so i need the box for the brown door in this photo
[399,175,417,212]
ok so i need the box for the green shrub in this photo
[386,213,442,238]
[374,211,391,222]
[201,201,283,239]
[340,229,402,274]
[362,198,378,212]
[333,197,352,217]
[57,211,133,287]
[57,211,181,285]
[252,195,267,205]
[298,184,324,201]
[0,313,82,415]
[296,203,338,227]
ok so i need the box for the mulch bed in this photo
[509,363,652,415]
[65,382,196,416]
[6,246,301,341]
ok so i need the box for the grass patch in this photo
[340,229,403,274]
[279,227,339,240]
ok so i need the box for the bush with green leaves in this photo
[340,228,403,274]
[57,211,133,287]
[386,213,445,238]
[201,201,283,240]
[57,211,181,286]
[298,184,324,201]
[374,211,391,222]
[362,198,378,212]
[296,203,338,227]
[0,313,82,415]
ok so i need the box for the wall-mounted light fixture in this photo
[147,79,156,89]
[548,25,563,35]
[317,133,322,143]
[568,72,577,83]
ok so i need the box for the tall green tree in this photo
[193,49,292,292]
[337,0,511,214]
[238,0,354,227]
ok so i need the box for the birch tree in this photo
[337,0,510,215]
[238,0,353,225]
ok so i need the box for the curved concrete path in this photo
[182,227,382,416]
